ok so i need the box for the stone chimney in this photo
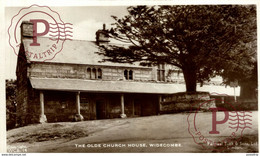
[96,24,109,45]
[20,21,34,41]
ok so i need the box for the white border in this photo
[1,0,259,155]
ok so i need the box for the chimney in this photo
[96,24,109,45]
[20,21,34,41]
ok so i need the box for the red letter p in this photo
[209,108,229,134]
[30,19,49,46]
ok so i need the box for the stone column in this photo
[75,91,84,121]
[39,91,47,123]
[120,94,127,118]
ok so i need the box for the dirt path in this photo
[7,112,258,153]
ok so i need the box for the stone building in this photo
[16,22,238,126]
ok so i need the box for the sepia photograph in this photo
[3,2,258,154]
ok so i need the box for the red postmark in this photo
[187,93,252,152]
[8,4,73,62]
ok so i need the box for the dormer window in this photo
[124,69,133,80]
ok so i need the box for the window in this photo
[124,70,128,80]
[129,70,133,80]
[87,67,102,80]
[92,68,97,79]
[87,68,91,79]
[157,64,165,81]
[80,97,89,112]
[97,68,102,79]
[124,69,134,80]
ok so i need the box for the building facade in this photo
[16,22,238,126]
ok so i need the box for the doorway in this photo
[96,100,106,119]
[133,99,141,116]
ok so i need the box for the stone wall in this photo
[16,45,30,126]
[28,61,219,85]
[212,95,258,111]
[29,62,155,81]
[44,91,78,122]
[160,92,216,114]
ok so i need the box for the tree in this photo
[213,12,257,100]
[6,79,17,130]
[220,53,257,99]
[98,5,256,92]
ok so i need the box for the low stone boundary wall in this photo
[160,92,216,114]
[216,100,258,111]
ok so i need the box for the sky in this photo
[5,6,129,79]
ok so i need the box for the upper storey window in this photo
[92,68,97,79]
[87,68,91,79]
[124,69,133,80]
[129,70,133,80]
[97,68,102,79]
[157,64,165,81]
[86,67,102,80]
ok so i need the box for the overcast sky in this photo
[5,6,128,79]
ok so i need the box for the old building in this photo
[16,21,239,126]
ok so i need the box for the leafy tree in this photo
[98,5,256,92]
[6,79,17,130]
[215,8,257,100]
[221,58,257,99]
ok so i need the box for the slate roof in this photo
[22,37,144,68]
